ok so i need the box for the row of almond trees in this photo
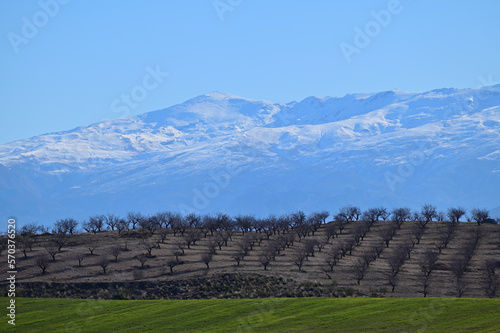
[16,205,497,238]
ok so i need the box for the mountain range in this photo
[1,86,500,226]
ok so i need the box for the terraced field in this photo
[3,220,499,299]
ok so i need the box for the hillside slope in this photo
[5,221,499,299]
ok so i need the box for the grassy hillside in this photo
[4,297,500,332]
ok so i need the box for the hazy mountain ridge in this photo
[1,86,500,225]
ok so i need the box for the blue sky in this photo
[1,0,499,144]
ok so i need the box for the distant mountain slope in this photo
[1,86,500,225]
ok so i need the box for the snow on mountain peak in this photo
[202,91,247,100]
[1,85,499,224]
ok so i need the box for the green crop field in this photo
[3,297,500,332]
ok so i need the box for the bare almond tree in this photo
[201,251,214,269]
[315,237,328,253]
[127,212,145,230]
[434,223,455,253]
[237,237,251,256]
[19,236,34,258]
[206,240,217,256]
[411,223,425,244]
[471,208,490,225]
[385,271,398,292]
[76,253,85,267]
[400,242,413,260]
[215,232,225,251]
[419,249,439,298]
[300,238,316,258]
[258,250,274,270]
[165,257,178,274]
[380,223,398,248]
[158,229,170,244]
[361,249,377,268]
[85,215,105,233]
[53,218,78,234]
[419,273,432,298]
[353,222,369,246]
[104,214,120,231]
[353,259,367,285]
[53,233,68,251]
[87,241,99,255]
[184,229,201,249]
[175,241,186,255]
[111,246,121,262]
[293,249,307,272]
[340,238,356,257]
[36,255,51,275]
[116,218,129,234]
[325,244,342,271]
[447,207,466,224]
[338,205,361,222]
[135,254,148,269]
[421,204,437,225]
[231,250,245,266]
[391,207,411,229]
[325,222,340,241]
[172,249,184,264]
[141,239,156,257]
[235,215,256,234]
[387,252,405,275]
[97,257,110,274]
[451,256,468,297]
[420,250,439,278]
[483,260,499,298]
[373,240,385,259]
[45,243,59,262]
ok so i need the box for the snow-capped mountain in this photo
[2,86,500,225]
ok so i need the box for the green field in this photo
[3,297,500,332]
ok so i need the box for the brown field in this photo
[2,220,499,299]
